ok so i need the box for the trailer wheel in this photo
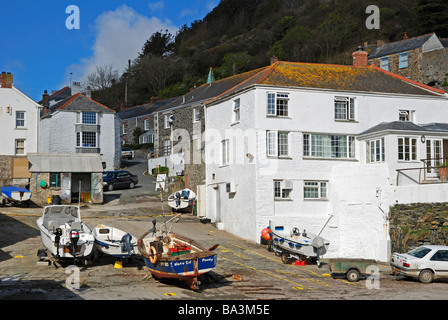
[281,252,291,264]
[346,269,360,282]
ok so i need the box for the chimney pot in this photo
[270,55,279,65]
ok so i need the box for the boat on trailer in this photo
[1,186,32,207]
[137,215,219,291]
[92,224,137,259]
[267,220,329,266]
[36,205,94,264]
[167,188,196,212]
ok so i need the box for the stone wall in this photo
[0,156,13,187]
[389,203,448,253]
[369,48,423,83]
[422,47,448,86]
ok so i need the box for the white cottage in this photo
[203,58,448,262]
[0,72,41,156]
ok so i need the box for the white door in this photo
[426,139,443,175]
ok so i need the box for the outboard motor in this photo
[69,230,80,256]
[121,233,133,255]
[54,228,62,258]
[175,192,181,208]
[149,220,157,234]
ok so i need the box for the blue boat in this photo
[1,186,32,206]
[137,220,219,291]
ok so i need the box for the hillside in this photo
[90,0,447,110]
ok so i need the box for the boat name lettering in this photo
[173,260,192,267]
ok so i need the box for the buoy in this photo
[114,260,123,269]
[261,228,271,241]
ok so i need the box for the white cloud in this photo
[148,1,165,12]
[65,5,176,86]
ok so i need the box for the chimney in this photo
[270,55,279,65]
[0,72,13,88]
[352,46,368,67]
[376,40,384,48]
[42,90,49,107]
[85,86,92,98]
[403,32,408,40]
[150,96,159,104]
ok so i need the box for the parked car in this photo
[103,171,138,191]
[122,147,134,159]
[390,245,448,283]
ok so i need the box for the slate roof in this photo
[204,61,444,106]
[118,98,175,120]
[42,93,115,118]
[368,33,435,59]
[359,121,448,136]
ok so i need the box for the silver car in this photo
[390,245,448,283]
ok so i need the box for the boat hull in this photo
[167,188,195,212]
[1,186,32,204]
[93,225,137,259]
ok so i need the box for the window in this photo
[144,119,150,131]
[380,57,389,71]
[430,250,448,262]
[399,110,413,122]
[233,99,240,123]
[76,132,97,148]
[274,180,292,200]
[304,181,327,200]
[399,53,409,69]
[76,112,97,125]
[303,134,355,159]
[267,131,289,157]
[267,93,289,117]
[221,139,229,166]
[164,115,170,129]
[398,137,417,161]
[367,138,385,163]
[122,124,127,135]
[163,139,171,155]
[50,173,61,188]
[15,139,25,155]
[16,111,25,128]
[193,108,200,123]
[334,97,355,121]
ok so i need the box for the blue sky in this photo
[0,0,220,101]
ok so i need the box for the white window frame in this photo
[274,180,292,200]
[304,181,328,200]
[144,119,150,131]
[221,139,230,166]
[164,114,170,129]
[267,131,289,157]
[303,133,355,159]
[380,57,389,71]
[399,110,414,122]
[399,52,409,69]
[76,132,97,148]
[334,96,355,121]
[267,92,289,117]
[398,137,417,162]
[15,139,25,155]
[233,99,240,123]
[122,124,127,135]
[193,108,200,123]
[76,112,97,125]
[367,138,385,163]
[15,111,25,128]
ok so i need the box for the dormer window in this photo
[399,110,414,122]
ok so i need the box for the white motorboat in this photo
[92,224,137,259]
[167,188,196,212]
[268,220,329,266]
[36,205,94,263]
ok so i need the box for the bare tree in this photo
[85,64,120,91]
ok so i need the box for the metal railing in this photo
[396,158,448,186]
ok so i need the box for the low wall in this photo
[390,203,448,253]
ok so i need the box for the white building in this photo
[39,92,121,171]
[204,57,448,262]
[0,72,41,156]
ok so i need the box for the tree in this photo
[414,0,448,38]
[140,30,174,57]
[85,64,120,91]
